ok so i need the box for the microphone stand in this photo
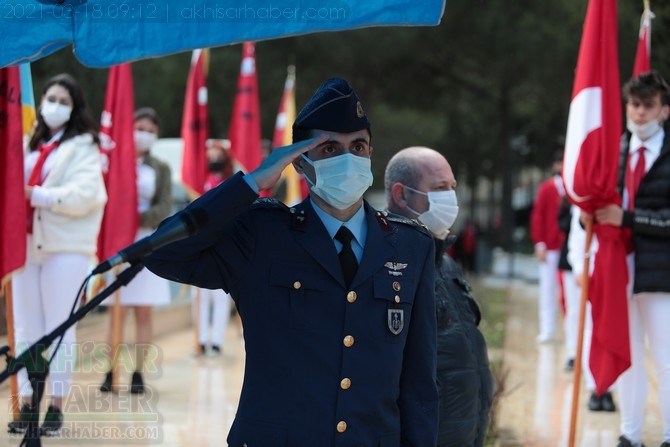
[0,261,145,447]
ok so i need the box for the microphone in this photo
[92,208,208,275]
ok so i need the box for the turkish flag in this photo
[562,0,630,396]
[229,42,262,175]
[181,49,210,197]
[0,66,26,284]
[97,63,139,263]
[632,7,653,77]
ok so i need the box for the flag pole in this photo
[193,287,201,354]
[3,279,20,420]
[567,218,594,447]
[110,267,123,392]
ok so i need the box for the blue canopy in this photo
[0,0,445,67]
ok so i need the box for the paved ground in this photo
[488,250,663,447]
[0,251,663,446]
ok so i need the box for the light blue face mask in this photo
[302,153,374,210]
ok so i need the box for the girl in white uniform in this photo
[9,73,107,436]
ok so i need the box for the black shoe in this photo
[99,370,113,393]
[209,345,222,356]
[616,435,645,447]
[40,405,63,436]
[600,391,616,412]
[660,442,670,447]
[130,371,144,394]
[565,358,575,372]
[7,403,35,434]
[587,392,603,411]
[196,344,206,356]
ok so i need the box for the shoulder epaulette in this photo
[381,211,431,236]
[251,197,289,210]
[251,198,307,226]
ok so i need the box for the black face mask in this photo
[208,160,224,172]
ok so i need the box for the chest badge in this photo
[387,309,404,335]
[384,262,407,277]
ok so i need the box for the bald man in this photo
[385,146,493,447]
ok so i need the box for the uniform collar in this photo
[310,198,367,246]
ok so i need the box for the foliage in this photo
[25,0,668,243]
[472,280,508,445]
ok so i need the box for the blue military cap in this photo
[292,77,371,143]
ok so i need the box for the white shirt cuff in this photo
[243,174,260,194]
[30,186,53,208]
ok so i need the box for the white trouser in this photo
[12,250,90,398]
[562,271,581,359]
[538,249,561,339]
[197,288,231,347]
[619,291,670,444]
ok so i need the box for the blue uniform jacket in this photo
[145,172,438,447]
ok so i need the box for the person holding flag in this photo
[8,73,107,436]
[593,71,670,447]
[99,107,172,395]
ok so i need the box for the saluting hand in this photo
[249,135,328,191]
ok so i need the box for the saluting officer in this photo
[145,78,438,446]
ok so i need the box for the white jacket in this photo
[30,133,107,257]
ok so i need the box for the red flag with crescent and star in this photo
[0,66,26,284]
[97,63,139,263]
[632,5,653,77]
[562,0,630,396]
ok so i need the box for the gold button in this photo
[347,291,357,303]
[337,421,347,433]
[394,295,400,303]
[340,378,351,390]
[343,335,354,347]
[293,281,301,289]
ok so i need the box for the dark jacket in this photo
[145,173,439,447]
[619,128,670,294]
[434,236,494,447]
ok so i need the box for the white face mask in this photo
[134,130,158,152]
[627,117,662,141]
[302,153,374,210]
[405,186,459,240]
[40,100,72,129]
